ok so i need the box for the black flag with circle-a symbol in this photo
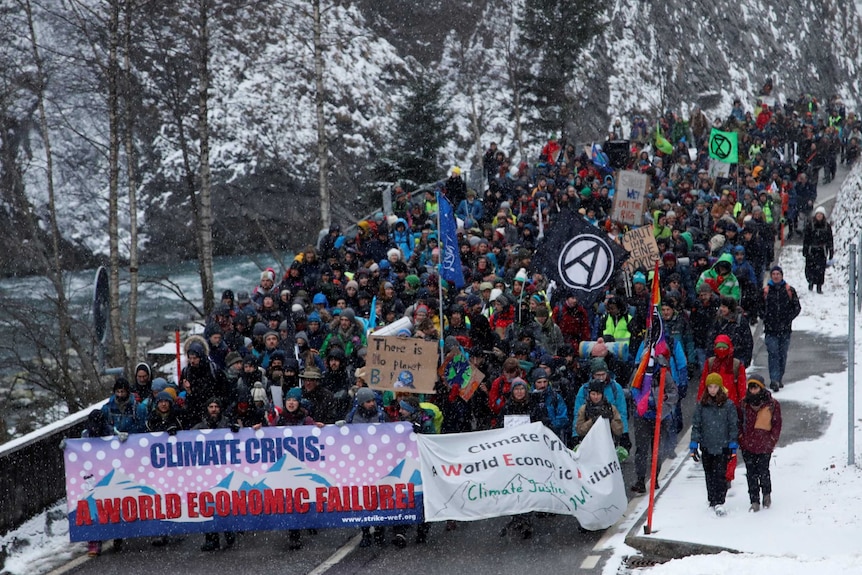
[532,211,628,307]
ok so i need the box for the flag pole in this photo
[436,191,446,365]
[644,365,667,535]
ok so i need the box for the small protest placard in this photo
[622,226,660,271]
[612,170,648,226]
[458,366,485,402]
[367,336,438,394]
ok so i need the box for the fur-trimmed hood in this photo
[184,334,211,359]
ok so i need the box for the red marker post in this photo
[644,366,667,535]
[175,329,182,384]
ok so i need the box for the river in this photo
[0,252,288,395]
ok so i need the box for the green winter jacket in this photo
[695,253,741,301]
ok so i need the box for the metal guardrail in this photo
[0,399,107,536]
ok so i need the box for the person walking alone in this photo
[802,206,834,293]
[762,266,801,392]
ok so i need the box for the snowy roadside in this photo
[0,500,85,575]
[597,244,862,571]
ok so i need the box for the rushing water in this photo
[0,252,290,364]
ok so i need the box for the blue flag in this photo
[436,191,465,289]
[367,295,377,332]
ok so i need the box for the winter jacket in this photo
[277,407,316,427]
[101,395,147,434]
[634,338,689,393]
[696,253,741,301]
[531,387,568,437]
[691,390,739,456]
[697,336,747,408]
[572,377,628,436]
[739,391,782,453]
[146,408,182,434]
[711,314,753,367]
[456,198,484,228]
[391,219,415,258]
[762,280,801,336]
[496,395,543,428]
[553,303,591,348]
[575,400,623,439]
[536,318,565,353]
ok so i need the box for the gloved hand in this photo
[335,420,347,427]
[59,438,67,451]
[117,432,129,443]
[678,384,688,400]
[619,434,632,451]
[728,441,739,455]
[600,404,613,419]
[689,441,699,456]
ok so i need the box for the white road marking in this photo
[307,533,363,575]
[580,555,601,569]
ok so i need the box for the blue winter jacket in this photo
[101,395,147,433]
[532,387,568,438]
[456,198,484,228]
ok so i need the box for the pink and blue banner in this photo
[63,423,422,541]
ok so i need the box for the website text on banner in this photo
[63,423,422,541]
[416,421,626,530]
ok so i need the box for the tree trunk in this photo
[505,28,525,163]
[123,0,139,373]
[107,0,127,371]
[197,0,215,317]
[312,0,330,231]
[467,82,484,174]
[22,0,100,408]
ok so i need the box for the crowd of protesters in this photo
[85,89,852,552]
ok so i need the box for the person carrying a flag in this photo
[629,339,679,494]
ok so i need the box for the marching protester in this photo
[192,398,237,551]
[802,206,834,293]
[739,374,783,511]
[762,266,802,392]
[690,373,739,516]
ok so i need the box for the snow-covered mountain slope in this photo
[3,0,860,268]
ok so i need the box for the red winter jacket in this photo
[697,335,747,408]
[553,303,591,349]
[739,393,781,453]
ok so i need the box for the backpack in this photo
[763,283,794,300]
[707,357,741,382]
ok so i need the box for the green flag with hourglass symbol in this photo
[709,128,738,164]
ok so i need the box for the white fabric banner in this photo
[416,421,626,530]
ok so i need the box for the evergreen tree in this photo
[518,0,606,137]
[389,74,451,185]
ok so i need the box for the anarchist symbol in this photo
[557,235,614,290]
[710,133,732,160]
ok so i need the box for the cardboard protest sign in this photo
[612,170,648,226]
[622,226,660,271]
[64,424,422,541]
[459,366,485,402]
[367,336,438,394]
